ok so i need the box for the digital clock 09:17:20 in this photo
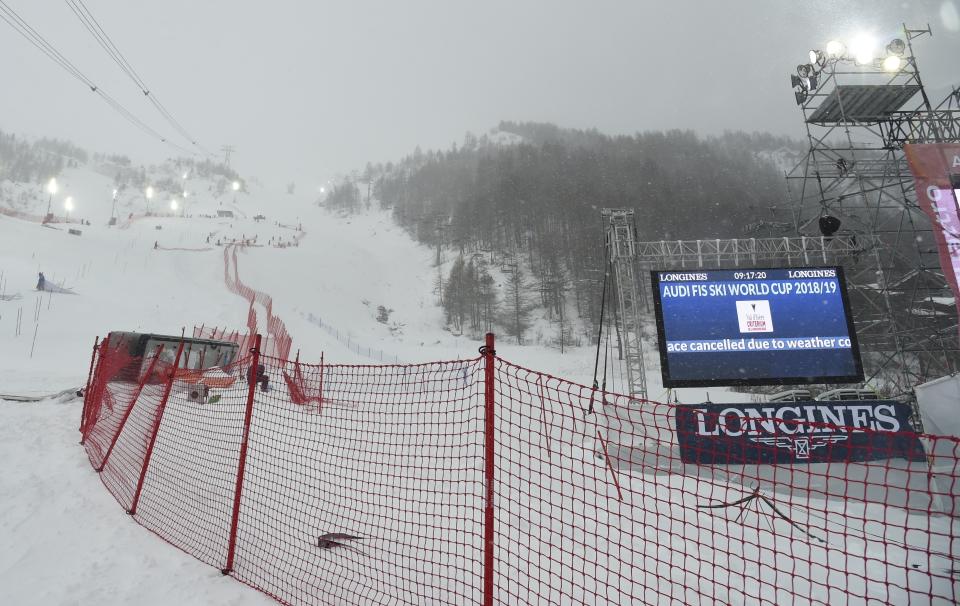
[732,271,767,280]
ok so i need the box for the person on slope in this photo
[248,363,270,392]
[36,272,46,291]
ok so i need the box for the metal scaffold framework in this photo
[602,209,648,400]
[602,27,960,404]
[601,210,879,400]
[785,25,960,398]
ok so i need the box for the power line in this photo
[0,0,194,156]
[65,0,212,157]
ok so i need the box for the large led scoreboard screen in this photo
[651,266,864,387]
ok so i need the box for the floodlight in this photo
[882,55,902,72]
[64,196,74,211]
[232,181,240,191]
[791,74,817,92]
[797,64,812,78]
[170,199,178,211]
[809,50,826,68]
[182,172,189,180]
[146,186,154,199]
[825,40,844,57]
[850,34,876,65]
[47,177,58,195]
[819,214,841,237]
[112,189,118,198]
[886,38,906,56]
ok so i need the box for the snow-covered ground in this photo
[0,395,273,606]
[2,165,678,604]
[0,163,724,401]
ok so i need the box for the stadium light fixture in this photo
[45,177,58,217]
[825,40,844,57]
[886,38,906,56]
[882,55,902,72]
[850,33,876,65]
[110,189,119,223]
[146,186,154,199]
[854,49,875,65]
[170,199,178,211]
[791,73,817,93]
[64,195,74,220]
[809,50,826,69]
[819,214,841,237]
[232,181,240,192]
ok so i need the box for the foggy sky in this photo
[2,0,958,187]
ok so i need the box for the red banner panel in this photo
[904,143,960,340]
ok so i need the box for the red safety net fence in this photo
[193,244,292,359]
[79,334,960,605]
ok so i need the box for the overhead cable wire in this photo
[66,0,211,156]
[0,0,194,155]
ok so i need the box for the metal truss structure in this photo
[603,27,959,405]
[632,234,877,268]
[602,217,880,398]
[784,25,960,399]
[602,209,648,400]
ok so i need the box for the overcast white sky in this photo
[1,1,958,186]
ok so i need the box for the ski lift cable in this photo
[0,2,90,85]
[65,0,211,156]
[69,0,196,149]
[67,0,198,148]
[0,0,194,156]
[65,0,145,89]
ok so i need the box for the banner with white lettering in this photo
[903,143,960,344]
[675,401,926,465]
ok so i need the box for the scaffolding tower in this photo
[602,209,648,400]
[785,26,960,397]
[602,224,878,398]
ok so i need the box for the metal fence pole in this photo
[482,332,496,606]
[223,334,262,575]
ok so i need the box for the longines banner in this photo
[904,143,960,341]
[675,401,926,465]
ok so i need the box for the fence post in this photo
[97,346,166,473]
[318,351,324,415]
[223,334,262,575]
[79,335,101,440]
[128,339,185,516]
[481,332,496,606]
